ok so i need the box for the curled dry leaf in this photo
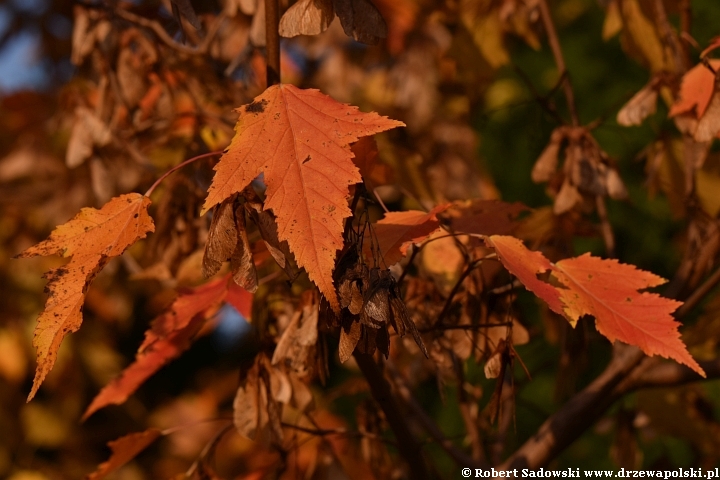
[532,127,627,214]
[554,179,582,215]
[339,318,362,362]
[83,275,234,420]
[250,0,266,46]
[234,361,269,441]
[17,193,155,401]
[202,84,404,311]
[272,291,319,376]
[531,129,563,183]
[234,356,290,444]
[619,0,668,73]
[460,0,510,68]
[693,93,720,143]
[66,106,112,168]
[486,235,705,377]
[333,0,388,45]
[203,197,258,291]
[86,428,162,480]
[203,198,238,278]
[279,0,335,37]
[71,6,111,66]
[230,208,258,292]
[617,83,658,127]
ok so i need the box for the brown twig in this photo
[625,356,720,390]
[512,65,566,125]
[679,0,693,61]
[499,344,646,469]
[353,353,430,479]
[436,259,483,325]
[265,0,281,86]
[113,9,226,56]
[498,253,720,469]
[653,0,686,73]
[595,195,616,257]
[674,263,720,318]
[537,0,579,126]
[282,422,396,445]
[489,280,522,296]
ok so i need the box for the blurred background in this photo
[1,0,720,478]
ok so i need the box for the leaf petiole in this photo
[144,150,223,198]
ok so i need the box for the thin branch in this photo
[674,263,720,318]
[498,256,720,469]
[512,65,566,125]
[652,0,686,73]
[499,344,646,469]
[679,0,692,61]
[595,195,616,258]
[436,259,483,325]
[265,0,281,86]
[537,0,579,126]
[282,422,397,445]
[489,280,522,296]
[113,8,226,56]
[626,356,720,390]
[354,354,430,479]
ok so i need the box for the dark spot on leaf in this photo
[134,213,139,218]
[246,99,268,114]
[303,156,311,164]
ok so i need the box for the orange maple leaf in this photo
[87,428,162,480]
[202,84,404,311]
[368,200,527,267]
[16,193,154,400]
[368,204,451,266]
[82,274,243,420]
[487,235,705,377]
[668,60,720,119]
[442,199,529,236]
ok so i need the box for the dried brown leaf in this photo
[617,84,658,126]
[67,107,112,168]
[532,129,563,183]
[338,320,362,363]
[694,93,720,142]
[202,198,238,278]
[554,179,581,215]
[230,206,258,292]
[280,0,335,37]
[333,0,388,45]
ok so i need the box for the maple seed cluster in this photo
[327,249,427,362]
